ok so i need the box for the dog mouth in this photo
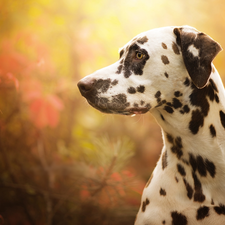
[87,99,151,116]
[126,107,150,115]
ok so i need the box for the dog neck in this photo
[152,67,225,154]
[149,67,225,204]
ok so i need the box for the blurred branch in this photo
[37,138,53,225]
[91,155,117,197]
[0,129,36,224]
[4,106,19,125]
[0,182,77,202]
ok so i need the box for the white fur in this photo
[188,44,199,57]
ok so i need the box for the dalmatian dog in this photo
[77,26,225,225]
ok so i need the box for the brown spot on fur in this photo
[162,42,167,49]
[161,55,170,64]
[137,36,148,44]
[172,42,180,55]
[164,72,169,78]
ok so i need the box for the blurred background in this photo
[0,0,225,224]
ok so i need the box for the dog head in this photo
[77,26,221,116]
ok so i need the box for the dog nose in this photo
[77,77,96,97]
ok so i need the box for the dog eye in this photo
[136,52,144,60]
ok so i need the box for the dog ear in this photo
[173,26,222,89]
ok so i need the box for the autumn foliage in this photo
[0,0,225,224]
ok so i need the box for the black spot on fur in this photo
[220,110,225,129]
[161,114,165,121]
[162,220,166,224]
[137,36,148,44]
[145,103,151,109]
[189,153,197,172]
[184,77,190,87]
[192,172,205,202]
[180,110,185,114]
[164,106,174,114]
[84,90,129,114]
[116,65,123,74]
[157,98,162,104]
[189,79,219,118]
[196,155,207,177]
[214,204,225,215]
[189,85,209,117]
[155,91,161,98]
[173,137,183,158]
[172,42,180,55]
[189,109,204,134]
[175,137,183,149]
[207,86,215,102]
[209,79,218,92]
[172,98,182,109]
[171,211,187,225]
[95,79,111,93]
[128,87,136,94]
[189,154,216,178]
[160,188,166,196]
[123,43,150,78]
[209,124,216,137]
[175,177,179,183]
[162,150,167,170]
[133,103,138,107]
[140,100,145,106]
[137,85,145,93]
[196,206,209,220]
[111,94,128,109]
[111,79,118,86]
[162,42,167,49]
[174,91,182,97]
[119,49,124,58]
[166,133,174,144]
[205,159,216,178]
[183,105,190,113]
[211,199,214,205]
[164,72,169,78]
[215,94,220,103]
[177,164,186,176]
[161,55,170,64]
[183,178,193,199]
[167,135,183,159]
[182,159,189,165]
[141,198,150,212]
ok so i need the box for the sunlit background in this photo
[0,0,225,224]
